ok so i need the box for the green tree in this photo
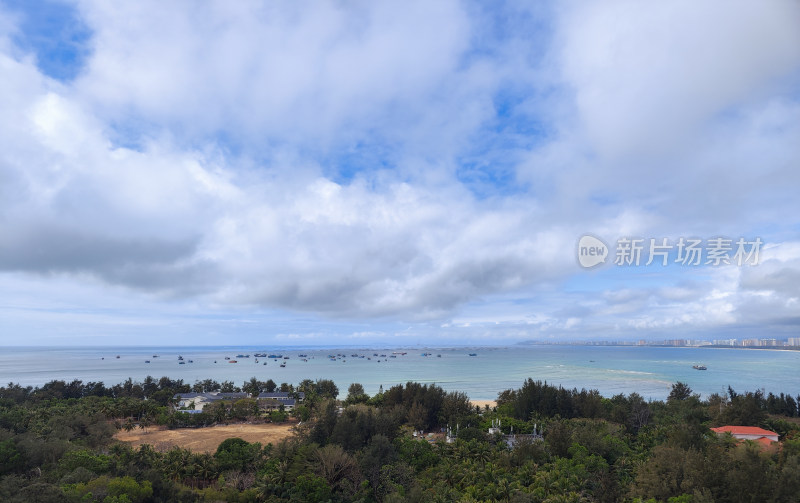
[0,439,23,475]
[315,379,339,399]
[230,398,258,420]
[215,437,262,472]
[292,474,332,502]
[668,382,693,402]
[346,383,368,404]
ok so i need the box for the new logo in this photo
[577,235,608,268]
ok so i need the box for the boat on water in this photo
[178,361,185,365]
[693,365,707,370]
[468,353,477,356]
[280,363,286,367]
[115,355,120,359]
[437,354,442,358]
[229,360,237,363]
[178,355,184,361]
[254,353,267,357]
[145,360,150,363]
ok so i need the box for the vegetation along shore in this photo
[1,375,799,502]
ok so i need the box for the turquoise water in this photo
[0,345,797,401]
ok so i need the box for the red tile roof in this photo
[711,426,778,436]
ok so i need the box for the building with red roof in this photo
[711,425,779,443]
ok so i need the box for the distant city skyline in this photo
[1,1,799,346]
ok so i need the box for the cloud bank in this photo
[0,0,798,344]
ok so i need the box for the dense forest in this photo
[1,376,799,502]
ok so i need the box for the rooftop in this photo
[711,426,778,436]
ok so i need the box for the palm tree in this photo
[196,455,216,488]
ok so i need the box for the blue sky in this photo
[0,0,799,346]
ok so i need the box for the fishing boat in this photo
[692,365,707,370]
[178,361,185,365]
[229,360,237,363]
[145,360,150,363]
[468,353,477,356]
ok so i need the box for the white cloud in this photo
[558,0,800,160]
[74,0,487,157]
[0,1,798,344]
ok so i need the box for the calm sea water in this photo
[0,345,797,401]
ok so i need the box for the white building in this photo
[173,392,249,411]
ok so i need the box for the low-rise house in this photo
[256,391,303,411]
[257,391,305,401]
[711,426,779,446]
[173,392,249,411]
[259,398,297,412]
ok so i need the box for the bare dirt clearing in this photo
[115,423,296,453]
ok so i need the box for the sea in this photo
[0,345,798,402]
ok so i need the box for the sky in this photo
[0,0,798,347]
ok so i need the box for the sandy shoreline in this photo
[471,399,497,408]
